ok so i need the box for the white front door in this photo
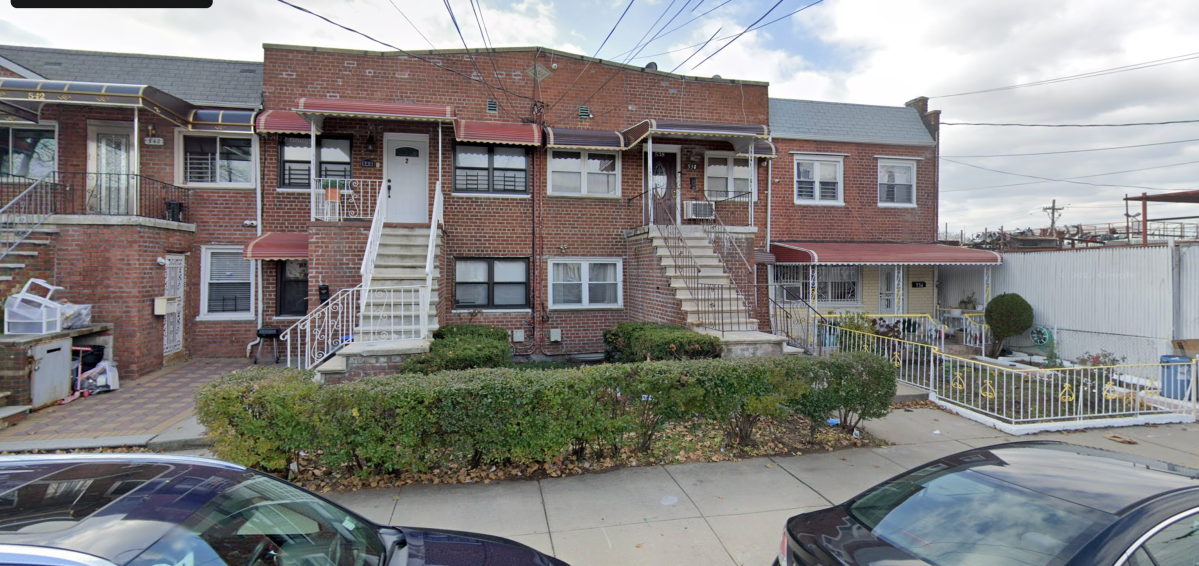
[87,123,134,214]
[384,137,429,223]
[163,254,185,356]
[879,266,898,314]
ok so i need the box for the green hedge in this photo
[196,353,896,475]
[603,322,723,363]
[397,324,512,374]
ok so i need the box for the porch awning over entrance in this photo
[0,78,197,127]
[544,127,626,150]
[189,108,255,133]
[255,110,317,134]
[0,100,40,123]
[770,242,1002,265]
[295,98,455,122]
[737,139,777,159]
[622,119,769,152]
[244,232,309,261]
[455,119,541,146]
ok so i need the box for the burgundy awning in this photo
[295,98,455,121]
[244,232,309,260]
[544,127,626,150]
[455,119,541,146]
[255,110,316,134]
[770,242,1001,265]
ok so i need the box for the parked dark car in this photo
[0,454,569,566]
[777,441,1199,566]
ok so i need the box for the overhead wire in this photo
[624,0,695,64]
[468,0,519,117]
[630,0,824,61]
[942,158,1199,192]
[441,0,522,119]
[930,51,1199,98]
[386,0,436,50]
[942,119,1199,127]
[607,0,732,61]
[543,0,637,118]
[941,137,1199,158]
[690,0,792,70]
[275,0,534,103]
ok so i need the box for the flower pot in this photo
[948,308,963,316]
[324,186,340,202]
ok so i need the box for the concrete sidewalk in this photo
[326,408,1199,566]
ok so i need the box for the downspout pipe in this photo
[246,107,266,358]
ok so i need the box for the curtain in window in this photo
[551,151,582,193]
[455,260,489,307]
[879,163,913,203]
[587,153,617,195]
[588,262,618,304]
[553,262,583,304]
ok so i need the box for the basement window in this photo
[549,259,622,309]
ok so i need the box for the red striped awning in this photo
[455,119,541,146]
[295,98,455,121]
[255,110,315,134]
[771,242,1001,265]
[244,232,309,260]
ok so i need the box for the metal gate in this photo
[164,254,185,356]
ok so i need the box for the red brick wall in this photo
[307,222,369,309]
[0,236,57,299]
[766,138,938,244]
[625,233,686,327]
[0,66,21,78]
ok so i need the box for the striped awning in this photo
[189,108,255,133]
[737,139,777,159]
[544,127,626,150]
[295,98,455,122]
[771,242,1002,265]
[244,232,309,260]
[622,119,769,147]
[455,119,541,146]
[255,110,317,134]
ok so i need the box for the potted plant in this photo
[959,291,978,312]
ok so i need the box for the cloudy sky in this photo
[3,0,1198,236]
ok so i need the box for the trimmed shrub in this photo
[603,322,723,363]
[196,354,894,475]
[984,293,1034,357]
[398,324,511,373]
[818,351,898,431]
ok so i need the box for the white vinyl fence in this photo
[939,244,1198,365]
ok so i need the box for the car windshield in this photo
[848,463,1115,566]
[128,472,388,566]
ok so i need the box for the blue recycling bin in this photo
[1159,355,1193,401]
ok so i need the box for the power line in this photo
[632,0,823,61]
[441,0,522,119]
[691,0,792,70]
[942,157,1199,192]
[468,0,519,117]
[931,50,1199,98]
[386,0,436,50]
[543,0,637,117]
[608,0,731,61]
[941,137,1199,158]
[625,0,696,64]
[942,119,1199,127]
[275,0,534,102]
[623,0,680,64]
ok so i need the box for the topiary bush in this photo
[603,322,723,362]
[398,323,512,373]
[984,293,1034,357]
[195,354,894,475]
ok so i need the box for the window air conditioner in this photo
[683,200,716,220]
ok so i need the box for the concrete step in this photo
[380,235,438,246]
[371,267,440,279]
[668,276,735,288]
[696,329,784,357]
[0,251,38,258]
[0,405,31,428]
[0,263,26,270]
[0,238,50,246]
[659,254,723,267]
[655,247,718,259]
[0,276,12,282]
[0,227,58,234]
[314,355,345,376]
[382,226,434,235]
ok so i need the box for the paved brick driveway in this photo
[0,358,248,443]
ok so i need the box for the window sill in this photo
[878,203,918,209]
[793,200,845,207]
[183,184,255,191]
[546,193,622,200]
[196,314,255,322]
[276,187,312,193]
[451,308,533,314]
[452,192,531,199]
[547,305,624,311]
[273,315,304,321]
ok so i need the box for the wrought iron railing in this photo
[0,174,61,262]
[821,313,948,351]
[815,321,1197,427]
[423,184,444,314]
[359,285,428,342]
[312,178,383,221]
[48,171,190,221]
[696,190,757,313]
[282,284,362,370]
[359,180,389,297]
[963,313,991,353]
[655,204,756,333]
[765,284,826,351]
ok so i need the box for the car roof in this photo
[939,441,1199,515]
[0,454,252,565]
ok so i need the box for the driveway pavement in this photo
[326,408,1199,566]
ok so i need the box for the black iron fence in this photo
[50,172,191,221]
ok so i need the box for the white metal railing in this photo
[422,184,444,333]
[282,285,362,369]
[0,174,59,263]
[962,313,991,354]
[822,313,947,351]
[312,178,384,222]
[360,180,389,298]
[815,322,1198,428]
[360,285,427,342]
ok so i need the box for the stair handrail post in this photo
[421,183,444,339]
[0,173,58,264]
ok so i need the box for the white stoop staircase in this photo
[648,224,789,357]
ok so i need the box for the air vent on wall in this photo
[578,106,592,119]
[486,100,498,113]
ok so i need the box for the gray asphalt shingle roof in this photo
[769,98,935,146]
[0,44,262,108]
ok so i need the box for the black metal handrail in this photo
[50,171,191,222]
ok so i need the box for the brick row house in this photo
[0,41,998,394]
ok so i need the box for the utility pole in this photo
[1043,199,1064,249]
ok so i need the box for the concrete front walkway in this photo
[326,408,1199,566]
[0,358,247,452]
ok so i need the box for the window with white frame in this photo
[705,154,752,200]
[453,145,529,194]
[279,135,353,188]
[549,259,621,308]
[794,157,842,205]
[182,134,253,186]
[0,126,56,178]
[774,264,860,305]
[201,247,254,319]
[878,160,916,206]
[548,150,619,196]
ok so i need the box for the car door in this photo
[1116,507,1199,565]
